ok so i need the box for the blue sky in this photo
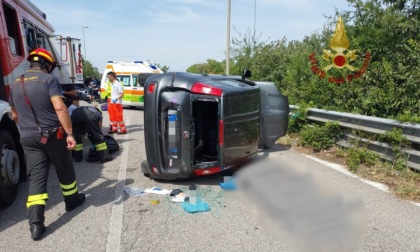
[32,0,352,72]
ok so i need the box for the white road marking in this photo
[302,154,420,207]
[106,130,129,252]
[302,154,390,192]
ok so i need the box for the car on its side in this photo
[141,70,289,180]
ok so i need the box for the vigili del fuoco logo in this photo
[309,17,371,85]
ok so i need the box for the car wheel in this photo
[0,130,20,207]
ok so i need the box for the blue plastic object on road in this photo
[219,177,236,191]
[182,201,210,213]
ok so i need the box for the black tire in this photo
[0,130,19,207]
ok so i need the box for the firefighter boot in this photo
[86,147,100,162]
[98,149,113,163]
[28,205,46,240]
[64,193,86,212]
[72,143,84,162]
[72,150,83,162]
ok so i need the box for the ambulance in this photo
[100,61,163,107]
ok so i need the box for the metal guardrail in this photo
[289,105,420,172]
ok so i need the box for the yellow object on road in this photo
[150,199,160,205]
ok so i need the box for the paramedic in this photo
[8,48,85,241]
[106,71,126,134]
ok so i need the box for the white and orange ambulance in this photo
[100,61,163,107]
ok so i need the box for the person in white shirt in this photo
[106,71,126,134]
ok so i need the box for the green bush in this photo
[299,121,341,151]
[346,148,379,172]
[377,128,409,147]
[288,106,309,133]
[395,111,420,124]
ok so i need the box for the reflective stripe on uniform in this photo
[95,142,108,151]
[74,144,84,151]
[60,180,78,196]
[61,180,76,190]
[62,187,78,196]
[26,193,48,208]
[27,200,47,208]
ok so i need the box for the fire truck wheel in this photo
[0,130,19,207]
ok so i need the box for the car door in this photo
[131,74,142,104]
[256,81,289,149]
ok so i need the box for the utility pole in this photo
[226,0,231,75]
[82,26,89,59]
[254,0,256,41]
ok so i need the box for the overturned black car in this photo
[141,70,289,180]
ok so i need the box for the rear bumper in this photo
[141,161,193,180]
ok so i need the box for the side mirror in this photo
[241,68,252,80]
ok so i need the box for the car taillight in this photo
[193,167,221,176]
[219,120,224,146]
[151,166,159,174]
[191,82,222,96]
[147,83,156,93]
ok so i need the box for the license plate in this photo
[168,109,178,157]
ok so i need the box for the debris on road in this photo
[180,184,211,213]
[123,186,146,196]
[150,199,160,205]
[170,189,183,196]
[171,193,187,203]
[182,200,211,213]
[144,187,171,195]
[170,189,187,203]
[219,176,236,191]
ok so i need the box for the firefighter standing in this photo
[8,48,85,241]
[106,71,127,134]
[69,105,113,163]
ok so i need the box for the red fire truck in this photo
[0,0,83,206]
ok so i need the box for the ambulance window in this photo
[118,75,131,87]
[3,2,23,56]
[132,75,138,87]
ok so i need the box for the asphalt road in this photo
[0,102,419,252]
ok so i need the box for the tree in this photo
[341,0,420,116]
[183,0,419,120]
[186,59,225,74]
[82,58,101,79]
[154,63,169,73]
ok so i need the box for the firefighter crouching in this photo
[68,105,113,163]
[8,48,85,241]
